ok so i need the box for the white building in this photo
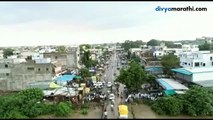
[129,48,142,56]
[172,67,213,88]
[179,51,213,68]
[153,44,199,58]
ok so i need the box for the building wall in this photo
[193,72,213,82]
[43,51,77,68]
[0,60,54,91]
[180,52,213,68]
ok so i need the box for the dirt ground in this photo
[131,103,213,119]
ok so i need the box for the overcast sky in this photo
[0,1,212,46]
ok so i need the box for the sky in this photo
[0,1,213,46]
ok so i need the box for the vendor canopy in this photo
[56,74,76,82]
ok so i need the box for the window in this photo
[203,63,206,66]
[159,53,161,55]
[6,73,9,76]
[38,68,40,71]
[5,64,8,68]
[188,63,190,66]
[195,62,199,67]
[212,62,213,66]
[46,68,49,71]
[211,57,212,60]
[185,63,187,65]
[27,67,34,70]
[55,56,58,59]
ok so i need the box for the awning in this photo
[157,79,174,90]
[171,68,193,75]
[49,82,62,89]
[164,90,176,96]
[75,76,82,79]
[56,74,76,82]
[118,105,128,115]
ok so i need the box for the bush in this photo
[81,109,88,115]
[151,96,183,116]
[55,102,72,117]
[81,103,89,109]
[18,88,44,102]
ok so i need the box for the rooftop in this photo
[172,67,213,74]
[156,78,189,90]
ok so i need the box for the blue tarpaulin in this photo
[157,79,174,90]
[56,74,76,82]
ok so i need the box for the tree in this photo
[3,48,14,58]
[121,40,144,51]
[161,54,180,76]
[55,102,72,117]
[198,41,210,51]
[151,96,183,116]
[79,44,91,52]
[147,39,160,46]
[116,61,147,92]
[130,52,141,63]
[79,68,91,80]
[57,46,66,52]
[18,88,44,102]
[181,85,213,116]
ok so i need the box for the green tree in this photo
[161,54,180,76]
[151,96,183,116]
[198,41,210,51]
[3,48,14,58]
[116,61,147,92]
[55,102,72,117]
[18,88,44,102]
[147,39,160,46]
[79,44,91,52]
[130,52,141,63]
[79,68,91,80]
[57,46,66,52]
[121,40,144,52]
[182,85,213,116]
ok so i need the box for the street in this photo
[101,51,133,119]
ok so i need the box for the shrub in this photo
[151,96,183,116]
[81,109,88,115]
[18,88,44,102]
[55,102,72,117]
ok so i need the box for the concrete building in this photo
[153,44,199,58]
[179,51,213,68]
[172,67,213,88]
[0,59,54,91]
[43,48,78,69]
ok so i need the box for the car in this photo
[107,82,112,87]
[109,93,115,100]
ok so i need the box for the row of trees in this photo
[115,61,155,93]
[121,40,145,51]
[0,88,73,118]
[198,41,212,51]
[151,85,213,116]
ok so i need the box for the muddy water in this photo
[132,103,213,119]
[36,106,102,119]
[69,106,102,118]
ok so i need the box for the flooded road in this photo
[131,103,213,119]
